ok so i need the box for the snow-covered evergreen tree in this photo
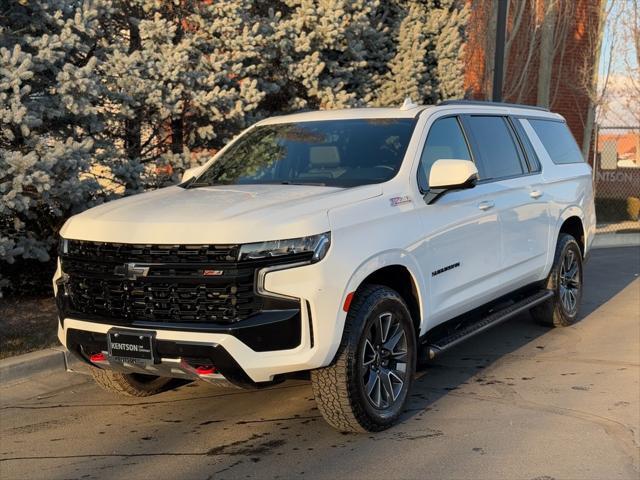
[269,0,393,110]
[0,0,106,292]
[428,0,469,101]
[97,0,270,194]
[375,0,468,106]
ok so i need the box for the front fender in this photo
[341,250,427,333]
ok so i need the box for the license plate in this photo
[107,330,155,364]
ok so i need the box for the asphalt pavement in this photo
[1,247,639,480]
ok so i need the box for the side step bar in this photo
[426,289,554,360]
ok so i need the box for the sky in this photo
[600,0,637,73]
[597,0,638,126]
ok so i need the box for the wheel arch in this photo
[342,251,426,335]
[556,209,586,256]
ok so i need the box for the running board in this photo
[426,289,554,360]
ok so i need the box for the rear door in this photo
[461,114,551,290]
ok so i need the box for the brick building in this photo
[463,0,603,158]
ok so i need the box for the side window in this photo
[528,119,584,164]
[417,116,471,191]
[511,118,541,172]
[463,116,526,180]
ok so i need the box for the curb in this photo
[0,347,86,385]
[592,232,640,249]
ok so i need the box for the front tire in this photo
[311,285,417,433]
[531,233,583,327]
[90,367,175,397]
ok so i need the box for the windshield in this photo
[188,118,417,188]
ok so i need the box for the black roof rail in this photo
[437,99,550,112]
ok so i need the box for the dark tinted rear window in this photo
[529,119,584,164]
[463,116,525,180]
[512,118,541,172]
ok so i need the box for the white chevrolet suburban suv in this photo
[54,100,596,432]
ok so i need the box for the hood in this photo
[61,184,382,244]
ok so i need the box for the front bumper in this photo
[59,306,314,384]
[65,327,259,388]
[55,253,350,383]
[57,307,303,353]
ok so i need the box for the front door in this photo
[413,115,503,326]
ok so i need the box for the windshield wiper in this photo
[183,182,211,189]
[279,181,327,186]
[183,180,327,188]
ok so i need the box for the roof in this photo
[256,101,562,126]
[432,100,563,120]
[438,99,550,112]
[257,106,428,125]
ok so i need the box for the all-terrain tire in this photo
[311,285,417,433]
[531,233,583,327]
[90,367,174,397]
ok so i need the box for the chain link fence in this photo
[593,126,640,234]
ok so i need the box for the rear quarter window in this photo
[528,119,584,164]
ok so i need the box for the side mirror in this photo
[182,166,203,183]
[425,159,478,204]
[429,159,478,190]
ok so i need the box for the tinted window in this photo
[417,117,471,191]
[189,119,416,188]
[529,119,584,164]
[464,116,525,180]
[512,118,541,172]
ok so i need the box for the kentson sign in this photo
[594,168,640,200]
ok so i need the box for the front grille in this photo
[65,240,239,264]
[59,240,302,325]
[66,277,257,323]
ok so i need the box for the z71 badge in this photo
[390,196,412,207]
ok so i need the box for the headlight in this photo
[238,232,331,263]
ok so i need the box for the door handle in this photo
[478,201,495,211]
[530,189,543,199]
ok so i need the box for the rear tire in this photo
[311,285,417,432]
[90,367,174,397]
[531,233,583,327]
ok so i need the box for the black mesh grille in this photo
[59,240,300,325]
[65,276,257,323]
